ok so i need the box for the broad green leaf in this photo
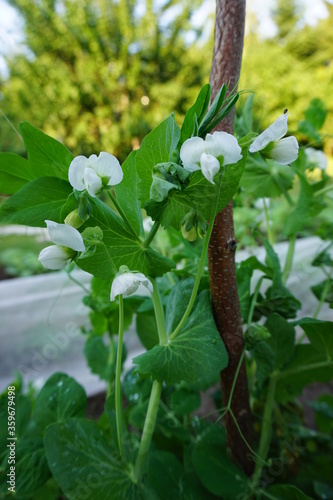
[114,150,143,236]
[0,177,73,226]
[297,318,333,358]
[267,484,312,499]
[0,153,34,194]
[240,155,294,198]
[147,451,184,500]
[284,174,326,236]
[146,154,247,230]
[15,394,32,439]
[133,291,228,384]
[44,419,147,500]
[180,84,211,144]
[33,373,87,430]
[311,279,333,304]
[165,278,194,334]
[253,341,275,389]
[77,197,175,279]
[265,313,295,369]
[136,114,181,205]
[0,437,50,497]
[275,344,333,403]
[19,121,73,180]
[136,311,159,350]
[192,425,248,498]
[169,388,201,416]
[84,336,111,381]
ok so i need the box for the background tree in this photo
[0,0,210,159]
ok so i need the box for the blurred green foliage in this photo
[0,0,332,160]
[0,0,211,160]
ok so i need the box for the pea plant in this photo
[0,85,333,500]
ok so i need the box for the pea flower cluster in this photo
[180,131,243,184]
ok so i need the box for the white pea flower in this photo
[143,216,154,234]
[249,112,299,165]
[68,152,123,197]
[305,147,327,170]
[38,220,85,270]
[180,131,242,185]
[111,269,153,301]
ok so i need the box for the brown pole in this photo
[208,0,254,476]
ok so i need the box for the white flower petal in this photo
[110,271,153,300]
[269,136,299,165]
[180,137,206,172]
[68,156,89,191]
[249,113,289,153]
[45,220,85,252]
[84,167,103,197]
[92,152,123,186]
[305,147,327,170]
[205,131,243,166]
[38,245,71,270]
[200,153,220,184]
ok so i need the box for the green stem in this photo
[143,220,160,248]
[67,270,91,294]
[315,183,333,198]
[107,190,142,243]
[277,360,333,379]
[150,278,168,345]
[247,276,265,325]
[133,380,162,482]
[170,173,224,341]
[313,270,332,319]
[282,234,296,283]
[115,295,125,461]
[106,334,116,398]
[252,375,277,487]
[263,198,274,246]
[227,349,246,409]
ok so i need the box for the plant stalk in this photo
[282,234,296,283]
[115,295,125,460]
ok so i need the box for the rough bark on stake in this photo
[208,0,254,476]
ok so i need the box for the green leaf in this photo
[284,174,326,236]
[33,373,87,430]
[0,177,73,226]
[114,150,143,236]
[84,336,111,381]
[147,451,184,500]
[275,344,333,403]
[19,121,73,180]
[197,84,225,136]
[297,318,333,358]
[180,84,211,144]
[305,98,327,131]
[133,291,228,384]
[15,394,32,439]
[0,437,51,497]
[165,278,194,334]
[136,311,159,350]
[44,419,147,500]
[311,279,333,303]
[252,341,275,389]
[146,154,247,230]
[136,114,181,205]
[169,388,201,416]
[192,425,248,498]
[0,153,35,194]
[265,313,295,369]
[267,484,312,499]
[77,197,175,279]
[240,155,295,198]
